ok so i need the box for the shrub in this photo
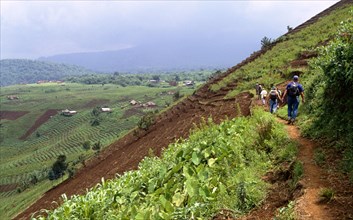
[137,112,155,131]
[82,141,91,150]
[303,16,353,174]
[92,141,101,151]
[49,155,67,180]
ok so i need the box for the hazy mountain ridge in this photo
[0,59,96,86]
[38,43,245,73]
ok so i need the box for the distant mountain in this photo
[0,59,96,86]
[38,43,246,73]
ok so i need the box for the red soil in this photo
[0,184,18,193]
[0,111,29,120]
[19,109,58,140]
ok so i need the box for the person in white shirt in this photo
[260,87,268,105]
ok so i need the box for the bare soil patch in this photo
[19,109,58,140]
[0,111,29,120]
[0,183,18,193]
[83,99,110,108]
[121,107,145,119]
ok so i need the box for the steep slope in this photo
[15,0,353,219]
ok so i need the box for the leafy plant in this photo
[274,201,296,220]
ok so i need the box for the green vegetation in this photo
[33,109,297,219]
[291,161,304,188]
[48,155,68,180]
[0,59,96,86]
[0,81,195,219]
[274,201,296,220]
[300,15,353,176]
[313,148,326,166]
[318,188,335,203]
[65,69,218,87]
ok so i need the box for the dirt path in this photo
[283,120,332,220]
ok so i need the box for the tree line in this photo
[64,70,221,87]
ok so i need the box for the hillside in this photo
[0,59,96,86]
[14,0,353,219]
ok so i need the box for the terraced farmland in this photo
[0,82,195,218]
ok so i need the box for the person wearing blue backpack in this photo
[282,75,305,124]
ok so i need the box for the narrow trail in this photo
[282,119,332,220]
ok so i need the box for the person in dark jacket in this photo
[282,75,305,124]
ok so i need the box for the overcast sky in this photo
[1,0,339,60]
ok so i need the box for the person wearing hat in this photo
[267,86,282,113]
[282,75,305,124]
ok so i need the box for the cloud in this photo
[0,0,339,59]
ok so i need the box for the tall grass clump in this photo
[301,14,353,175]
[33,108,296,219]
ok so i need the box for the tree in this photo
[152,75,160,81]
[261,36,273,50]
[49,155,67,180]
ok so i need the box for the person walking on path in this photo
[267,86,282,114]
[282,75,305,124]
[257,83,263,100]
[260,87,268,105]
[255,83,260,100]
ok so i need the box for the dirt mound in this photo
[19,109,58,140]
[0,111,29,120]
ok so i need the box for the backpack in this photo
[269,90,277,100]
[288,82,299,97]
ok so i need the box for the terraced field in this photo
[0,82,195,218]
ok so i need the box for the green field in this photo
[0,82,196,219]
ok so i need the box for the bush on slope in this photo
[301,15,353,176]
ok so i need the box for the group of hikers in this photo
[255,75,305,124]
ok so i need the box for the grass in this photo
[0,82,195,219]
[313,148,326,166]
[318,188,335,203]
